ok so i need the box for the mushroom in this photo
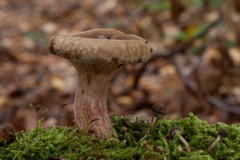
[150,103,166,128]
[48,29,153,139]
[170,127,191,152]
[151,103,166,116]
[0,126,15,147]
[206,129,228,153]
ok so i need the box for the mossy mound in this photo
[0,113,240,159]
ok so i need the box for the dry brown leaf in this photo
[10,52,44,63]
[116,96,133,107]
[49,74,66,92]
[229,48,240,66]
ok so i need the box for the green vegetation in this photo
[1,112,240,159]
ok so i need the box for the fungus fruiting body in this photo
[151,103,166,116]
[0,126,15,147]
[206,129,228,153]
[150,103,166,128]
[170,126,191,153]
[49,29,153,139]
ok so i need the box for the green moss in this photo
[1,113,240,159]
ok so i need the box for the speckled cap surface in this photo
[49,29,153,65]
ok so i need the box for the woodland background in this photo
[1,0,240,131]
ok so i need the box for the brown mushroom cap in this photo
[218,129,227,138]
[151,103,166,116]
[49,29,153,65]
[170,126,181,137]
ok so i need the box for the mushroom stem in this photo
[206,129,227,153]
[73,62,120,139]
[150,103,166,129]
[178,136,191,153]
[206,136,221,153]
[170,127,191,153]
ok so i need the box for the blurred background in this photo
[1,0,240,131]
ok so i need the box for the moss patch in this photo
[1,113,240,159]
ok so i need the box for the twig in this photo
[151,13,223,59]
[124,0,159,26]
[205,95,240,114]
[170,56,198,94]
[130,11,224,91]
[187,13,224,75]
[171,53,240,114]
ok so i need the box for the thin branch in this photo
[187,14,224,75]
[205,95,240,114]
[131,11,224,91]
[152,11,224,59]
[124,0,159,26]
[171,55,240,114]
